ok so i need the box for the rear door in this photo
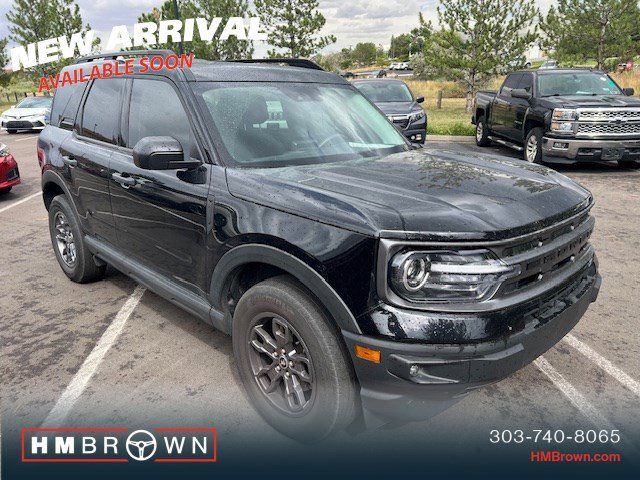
[60,78,125,244]
[110,77,212,297]
[491,73,522,137]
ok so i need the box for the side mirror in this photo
[511,88,532,100]
[623,87,635,96]
[133,136,200,171]
[416,96,425,104]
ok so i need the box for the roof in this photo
[62,56,348,85]
[516,68,603,75]
[350,78,407,84]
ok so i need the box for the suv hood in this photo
[226,149,591,240]
[2,107,49,118]
[375,102,420,115]
[541,94,640,109]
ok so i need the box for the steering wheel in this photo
[317,133,346,150]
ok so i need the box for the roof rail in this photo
[229,58,325,71]
[75,49,176,64]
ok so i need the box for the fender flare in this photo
[41,169,75,211]
[210,244,362,335]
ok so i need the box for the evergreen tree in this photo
[540,0,640,69]
[253,0,336,58]
[425,0,538,112]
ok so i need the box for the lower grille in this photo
[6,167,19,181]
[5,120,35,129]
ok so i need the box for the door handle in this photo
[112,172,137,188]
[62,155,77,167]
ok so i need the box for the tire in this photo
[0,186,12,195]
[618,160,640,169]
[48,195,106,283]
[475,116,491,146]
[233,276,357,442]
[7,129,16,134]
[524,127,543,163]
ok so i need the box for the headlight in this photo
[389,249,520,304]
[0,143,9,156]
[409,110,425,123]
[552,108,577,121]
[550,121,575,133]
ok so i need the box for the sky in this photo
[0,0,555,57]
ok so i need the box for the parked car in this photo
[0,143,20,194]
[0,96,52,133]
[40,51,600,441]
[473,68,640,168]
[539,59,558,70]
[352,78,427,143]
[389,62,410,71]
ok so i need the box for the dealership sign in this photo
[21,427,217,463]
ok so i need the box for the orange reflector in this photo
[355,345,381,363]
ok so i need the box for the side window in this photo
[81,78,123,143]
[500,74,523,97]
[518,73,534,93]
[127,79,197,158]
[50,81,86,129]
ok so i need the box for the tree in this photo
[0,38,9,87]
[425,0,538,111]
[254,0,336,57]
[352,42,377,66]
[6,0,94,74]
[137,0,254,60]
[540,0,640,69]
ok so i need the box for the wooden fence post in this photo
[436,90,443,109]
[14,92,19,102]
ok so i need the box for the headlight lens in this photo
[0,143,9,156]
[552,108,578,121]
[409,110,425,123]
[550,121,575,133]
[389,250,520,304]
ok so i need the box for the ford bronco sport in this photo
[39,51,601,441]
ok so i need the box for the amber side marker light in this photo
[355,345,381,363]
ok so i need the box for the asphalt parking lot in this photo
[1,129,639,463]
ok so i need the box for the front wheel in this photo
[475,117,491,146]
[524,127,543,163]
[7,129,16,134]
[233,276,357,442]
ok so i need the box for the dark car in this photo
[473,69,640,168]
[0,143,20,194]
[352,78,426,143]
[39,51,600,442]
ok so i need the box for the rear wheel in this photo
[524,127,543,163]
[48,195,106,283]
[233,276,357,442]
[618,160,640,169]
[475,117,491,146]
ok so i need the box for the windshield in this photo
[16,97,53,109]
[353,81,413,103]
[194,82,408,168]
[538,72,622,97]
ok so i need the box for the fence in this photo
[3,91,51,103]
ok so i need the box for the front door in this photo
[492,73,523,138]
[110,77,212,297]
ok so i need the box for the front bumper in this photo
[0,155,21,190]
[343,262,601,422]
[542,136,640,163]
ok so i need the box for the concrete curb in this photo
[427,135,475,143]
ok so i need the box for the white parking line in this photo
[534,356,612,429]
[42,285,147,427]
[564,334,640,398]
[0,191,41,214]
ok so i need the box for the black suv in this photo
[39,51,601,441]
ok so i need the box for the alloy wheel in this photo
[526,134,538,163]
[476,122,484,143]
[54,211,76,267]
[248,315,315,416]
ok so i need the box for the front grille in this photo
[5,120,34,129]
[577,122,640,136]
[578,109,640,121]
[493,210,595,297]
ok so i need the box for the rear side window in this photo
[126,79,197,158]
[81,78,123,144]
[50,82,86,129]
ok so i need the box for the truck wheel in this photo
[618,160,640,169]
[48,195,106,283]
[7,129,16,134]
[524,128,543,163]
[232,276,357,442]
[475,117,491,146]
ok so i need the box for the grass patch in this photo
[422,97,475,136]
